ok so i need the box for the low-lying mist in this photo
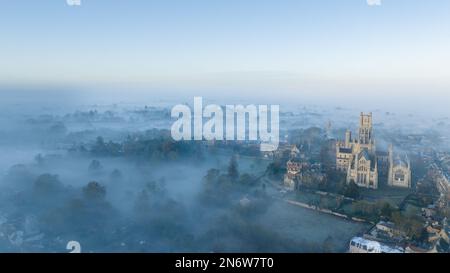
[0,89,446,253]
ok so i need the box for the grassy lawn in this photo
[359,184,413,207]
[258,200,370,252]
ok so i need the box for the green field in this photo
[256,199,371,252]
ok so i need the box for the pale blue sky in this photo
[1,0,450,104]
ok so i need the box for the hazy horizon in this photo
[1,0,449,113]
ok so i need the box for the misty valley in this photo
[0,97,448,253]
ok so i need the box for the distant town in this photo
[266,112,449,253]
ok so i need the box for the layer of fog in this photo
[0,87,446,252]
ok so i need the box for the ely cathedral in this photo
[336,113,411,189]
